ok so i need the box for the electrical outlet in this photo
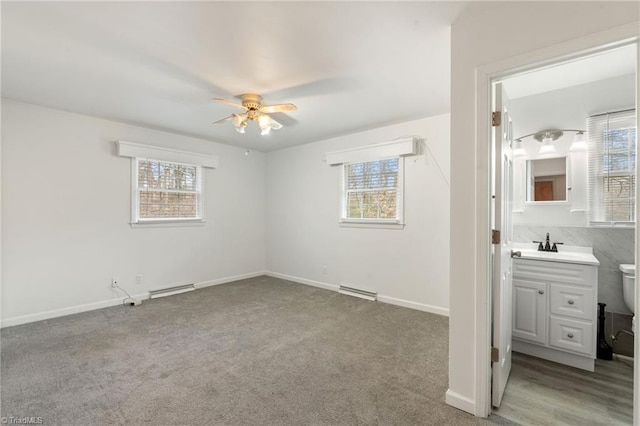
[111,277,119,288]
[136,274,143,285]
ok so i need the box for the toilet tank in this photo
[620,264,635,314]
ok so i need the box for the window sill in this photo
[130,219,206,228]
[339,220,405,230]
[588,222,635,229]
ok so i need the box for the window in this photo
[588,109,637,225]
[133,158,202,222]
[117,141,218,227]
[341,157,403,224]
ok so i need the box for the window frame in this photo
[130,157,205,227]
[587,109,636,227]
[339,156,405,228]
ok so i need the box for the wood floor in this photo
[493,352,633,425]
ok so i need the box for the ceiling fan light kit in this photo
[213,93,296,136]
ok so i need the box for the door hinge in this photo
[492,229,500,245]
[491,347,499,363]
[492,111,501,127]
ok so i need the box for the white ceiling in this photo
[502,44,637,99]
[1,2,467,152]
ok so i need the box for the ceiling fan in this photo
[213,93,297,135]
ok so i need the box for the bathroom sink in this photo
[512,243,600,266]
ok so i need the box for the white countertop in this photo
[512,242,600,266]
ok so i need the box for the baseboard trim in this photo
[377,294,449,317]
[265,271,340,292]
[1,270,266,328]
[0,291,150,329]
[265,271,448,317]
[445,389,476,415]
[195,271,266,290]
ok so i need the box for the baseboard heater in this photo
[338,285,377,301]
[149,283,196,299]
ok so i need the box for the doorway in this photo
[489,43,637,425]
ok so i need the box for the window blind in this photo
[136,159,202,220]
[343,158,401,221]
[587,109,637,225]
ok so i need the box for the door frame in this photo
[473,23,640,418]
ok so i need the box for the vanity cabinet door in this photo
[513,279,547,344]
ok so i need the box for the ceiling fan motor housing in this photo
[241,93,263,111]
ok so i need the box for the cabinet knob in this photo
[567,333,574,339]
[568,300,575,305]
[538,290,544,295]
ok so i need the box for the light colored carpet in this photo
[1,276,512,425]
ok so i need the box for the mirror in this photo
[526,157,568,202]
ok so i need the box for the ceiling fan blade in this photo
[259,103,297,113]
[213,98,247,110]
[213,115,234,125]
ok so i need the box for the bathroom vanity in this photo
[512,244,599,371]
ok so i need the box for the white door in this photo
[491,82,515,408]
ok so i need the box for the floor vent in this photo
[149,283,195,299]
[338,285,377,301]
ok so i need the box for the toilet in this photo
[619,264,636,333]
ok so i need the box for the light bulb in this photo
[258,114,271,127]
[258,114,273,136]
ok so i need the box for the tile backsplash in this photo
[514,226,634,314]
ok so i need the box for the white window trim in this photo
[325,137,417,230]
[116,141,218,227]
[339,156,405,228]
[586,110,636,227]
[130,159,205,227]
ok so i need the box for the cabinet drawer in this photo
[549,316,594,356]
[513,259,595,287]
[549,284,594,320]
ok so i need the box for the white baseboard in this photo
[265,271,340,292]
[445,389,476,415]
[2,271,447,327]
[377,294,449,317]
[265,271,449,317]
[0,291,150,328]
[195,271,266,290]
[1,270,266,328]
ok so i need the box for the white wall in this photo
[449,1,639,416]
[266,114,450,315]
[1,99,266,326]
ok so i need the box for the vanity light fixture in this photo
[514,129,586,154]
[513,139,526,156]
